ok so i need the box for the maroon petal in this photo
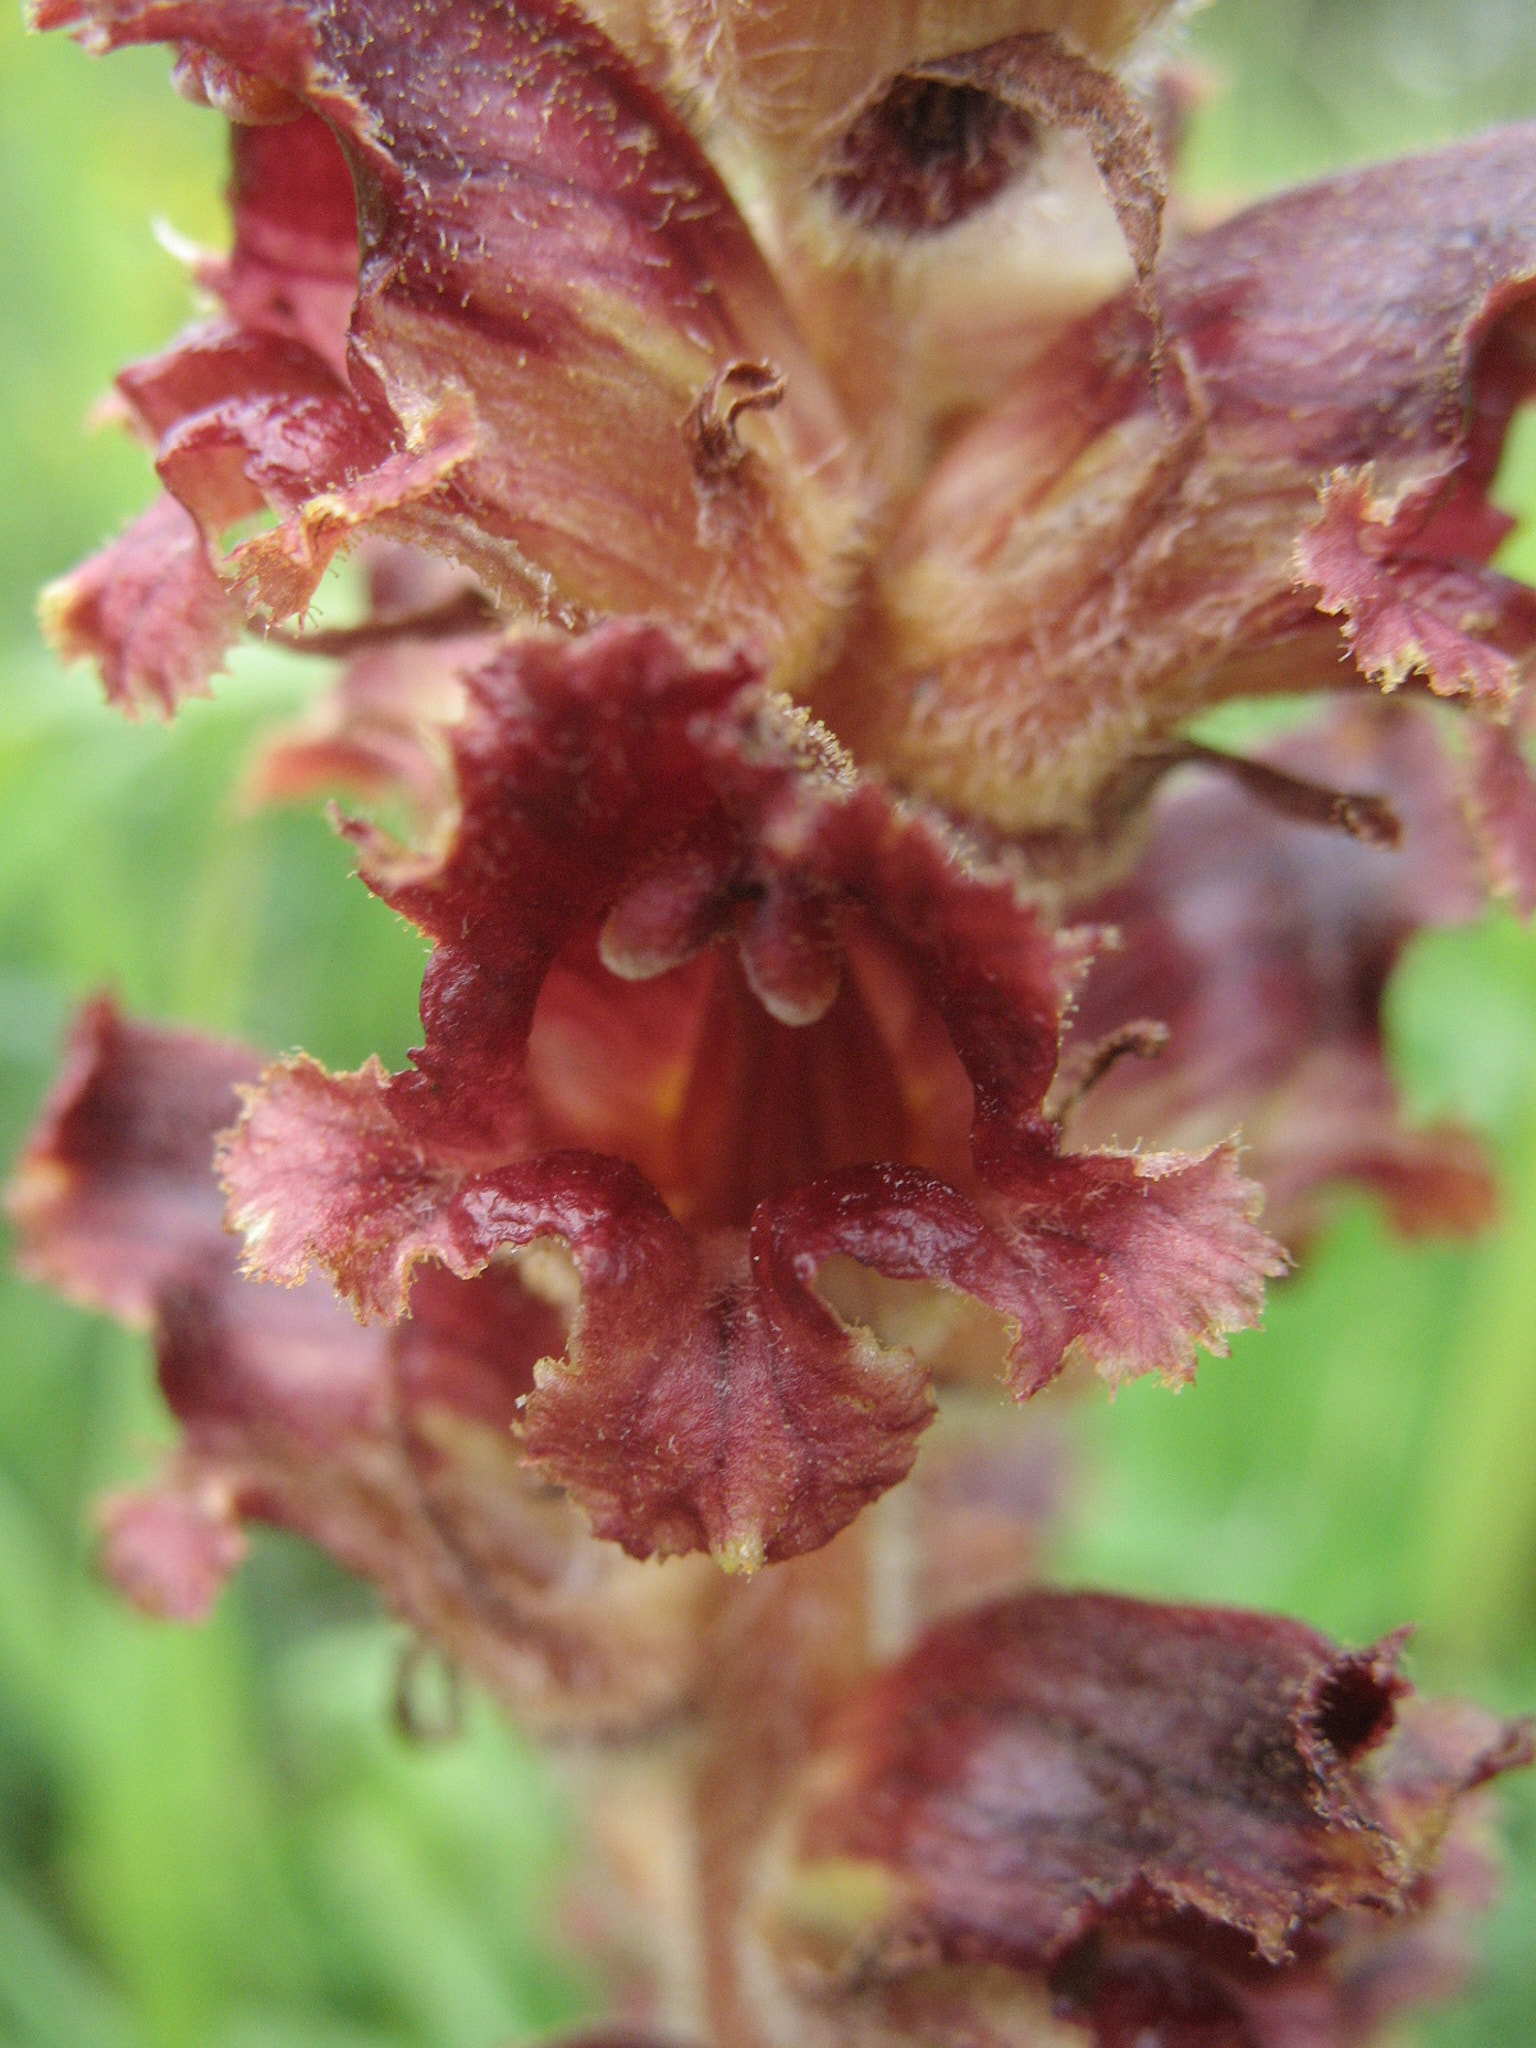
[438,1153,939,1578]
[37,494,240,717]
[38,0,862,675]
[1298,472,1536,710]
[110,316,477,622]
[1064,699,1500,1241]
[753,1590,1533,2047]
[221,622,1281,1567]
[7,1002,715,1732]
[821,129,1536,848]
[761,1142,1278,1400]
[197,111,361,375]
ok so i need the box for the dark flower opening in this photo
[822,74,1041,234]
[528,914,975,1233]
[1309,1655,1406,1766]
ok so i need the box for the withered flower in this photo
[13,0,1536,2042]
[741,1590,1535,2048]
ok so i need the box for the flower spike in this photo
[15,13,1536,2043]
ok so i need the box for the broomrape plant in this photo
[10,2,1536,2043]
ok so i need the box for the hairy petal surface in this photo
[8,1001,715,1733]
[821,130,1536,848]
[221,622,1280,1568]
[1064,700,1499,1241]
[38,493,241,717]
[651,4,1179,478]
[36,0,864,681]
[750,1591,1534,2048]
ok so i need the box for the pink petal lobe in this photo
[7,997,258,1321]
[222,622,1282,1566]
[1297,471,1536,709]
[98,1473,248,1619]
[37,494,240,716]
[108,317,476,623]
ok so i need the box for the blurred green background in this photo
[1,1,1535,2043]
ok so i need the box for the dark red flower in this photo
[36,0,863,690]
[747,1590,1534,2048]
[9,999,717,1732]
[211,621,1278,1569]
[814,130,1536,863]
